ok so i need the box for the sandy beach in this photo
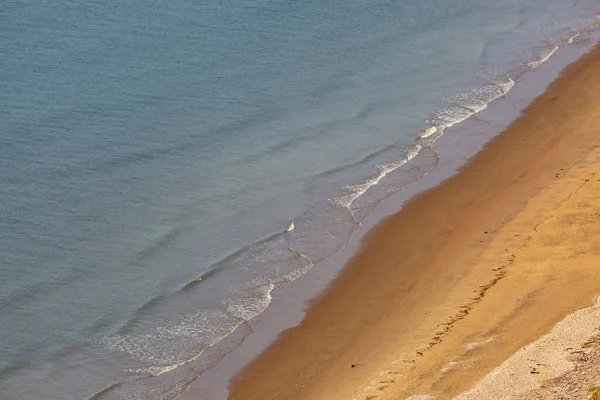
[227,43,600,400]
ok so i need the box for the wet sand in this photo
[227,42,600,400]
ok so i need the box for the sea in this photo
[2,0,600,399]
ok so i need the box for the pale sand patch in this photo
[440,361,458,376]
[466,336,496,351]
[455,298,600,399]
[518,333,600,399]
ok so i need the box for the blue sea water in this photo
[1,0,600,398]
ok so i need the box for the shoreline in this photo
[219,40,600,399]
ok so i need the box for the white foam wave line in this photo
[527,45,559,69]
[566,29,580,44]
[435,106,476,129]
[453,76,516,120]
[333,73,515,212]
[417,75,515,149]
[465,103,488,113]
[416,126,445,147]
[130,245,316,378]
[127,322,240,377]
[586,16,600,31]
[137,249,314,378]
[418,126,438,139]
[493,77,515,94]
[451,75,517,119]
[416,125,446,147]
[449,83,512,114]
[331,145,422,209]
[283,247,314,282]
[464,100,493,114]
[404,144,421,161]
[125,284,277,377]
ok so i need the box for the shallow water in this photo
[1,0,600,398]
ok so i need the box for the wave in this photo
[95,227,315,380]
[527,45,560,69]
[115,230,299,333]
[327,37,570,217]
[330,144,421,210]
[418,126,438,139]
[88,383,121,400]
[566,28,580,44]
[98,309,244,377]
[99,283,276,378]
[449,85,506,113]
[309,143,400,183]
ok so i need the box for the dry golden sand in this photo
[228,44,600,400]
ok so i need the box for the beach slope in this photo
[228,44,600,400]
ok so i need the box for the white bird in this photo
[286,221,295,232]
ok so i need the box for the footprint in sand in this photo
[380,370,400,375]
